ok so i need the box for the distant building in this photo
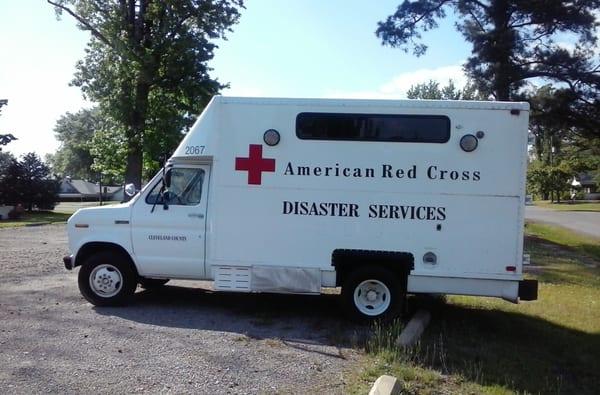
[578,173,599,200]
[59,177,123,202]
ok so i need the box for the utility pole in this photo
[98,174,103,206]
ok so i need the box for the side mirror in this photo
[125,183,137,197]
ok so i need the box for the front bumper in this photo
[518,279,538,301]
[63,255,74,271]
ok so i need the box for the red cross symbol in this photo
[235,144,276,185]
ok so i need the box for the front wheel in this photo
[78,251,137,306]
[341,266,404,322]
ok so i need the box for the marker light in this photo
[263,129,281,146]
[460,134,478,152]
[423,252,437,265]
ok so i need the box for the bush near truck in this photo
[0,152,59,220]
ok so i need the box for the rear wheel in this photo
[78,250,137,306]
[139,278,170,289]
[342,266,404,322]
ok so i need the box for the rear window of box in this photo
[296,112,450,143]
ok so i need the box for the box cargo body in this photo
[65,96,537,320]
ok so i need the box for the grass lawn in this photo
[535,200,600,212]
[0,211,72,228]
[526,221,600,262]
[349,223,600,394]
[0,201,122,228]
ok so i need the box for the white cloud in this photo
[325,64,467,100]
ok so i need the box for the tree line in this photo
[1,100,60,213]
[0,151,60,212]
[46,0,244,190]
[10,0,598,204]
[377,0,599,201]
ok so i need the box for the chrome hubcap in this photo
[89,264,123,298]
[353,279,391,316]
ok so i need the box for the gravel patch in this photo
[0,225,364,394]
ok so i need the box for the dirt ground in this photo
[0,224,363,394]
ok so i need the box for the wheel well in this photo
[75,242,139,277]
[332,249,414,287]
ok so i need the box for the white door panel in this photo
[131,165,210,278]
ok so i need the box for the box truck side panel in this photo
[203,99,528,295]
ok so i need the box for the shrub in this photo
[8,204,24,219]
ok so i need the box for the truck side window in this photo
[146,168,205,206]
[296,112,450,143]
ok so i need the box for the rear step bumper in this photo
[519,279,538,301]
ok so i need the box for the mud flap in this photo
[518,279,538,301]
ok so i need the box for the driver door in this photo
[131,165,209,278]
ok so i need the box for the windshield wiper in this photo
[150,184,165,214]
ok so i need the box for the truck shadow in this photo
[94,286,600,393]
[404,297,600,394]
[94,284,363,355]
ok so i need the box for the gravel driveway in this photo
[0,225,363,394]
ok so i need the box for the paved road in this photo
[525,206,600,238]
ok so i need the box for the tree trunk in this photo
[124,140,143,191]
[122,2,151,196]
[122,74,151,195]
[489,0,513,101]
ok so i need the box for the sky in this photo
[0,0,470,159]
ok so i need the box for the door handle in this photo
[188,213,204,219]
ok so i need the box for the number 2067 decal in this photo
[184,145,205,155]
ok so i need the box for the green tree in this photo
[19,153,60,211]
[406,79,485,100]
[89,124,128,184]
[376,0,599,104]
[0,99,17,151]
[528,85,600,196]
[0,158,24,206]
[527,160,572,202]
[566,137,600,186]
[0,151,14,170]
[528,85,560,164]
[0,153,59,210]
[48,0,244,189]
[49,108,101,181]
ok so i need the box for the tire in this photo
[78,250,137,306]
[139,278,170,289]
[341,266,404,322]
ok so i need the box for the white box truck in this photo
[64,96,537,321]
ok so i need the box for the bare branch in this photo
[47,0,112,48]
[469,0,490,10]
[409,0,452,27]
[47,0,143,63]
[467,9,487,33]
